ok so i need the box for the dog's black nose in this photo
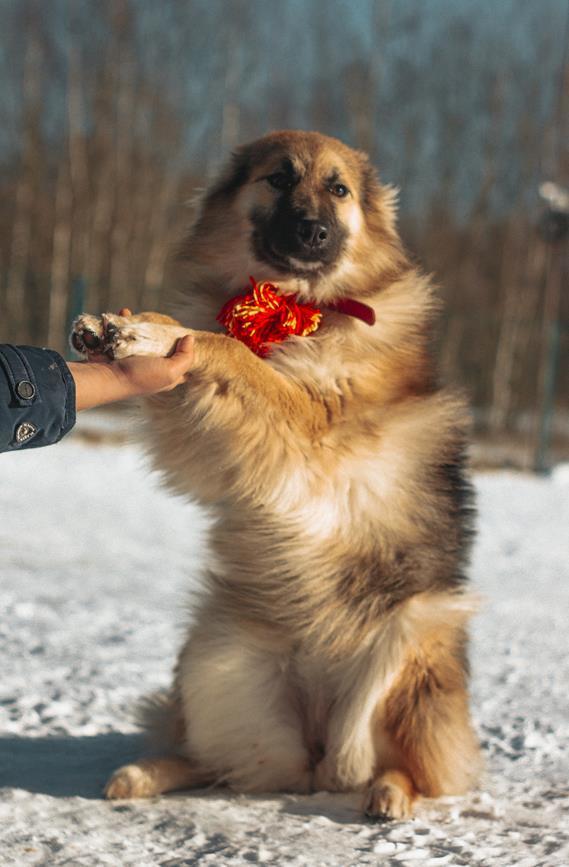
[297,219,329,250]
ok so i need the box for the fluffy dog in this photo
[72,130,480,819]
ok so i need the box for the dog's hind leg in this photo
[104,755,213,800]
[177,624,312,795]
[364,623,480,820]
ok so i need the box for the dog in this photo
[72,130,480,819]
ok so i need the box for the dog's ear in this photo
[208,147,251,200]
[357,153,399,237]
[357,154,383,212]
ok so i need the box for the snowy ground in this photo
[1,424,569,866]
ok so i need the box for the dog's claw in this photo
[104,321,118,344]
[99,317,121,358]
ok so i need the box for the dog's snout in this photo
[297,219,329,250]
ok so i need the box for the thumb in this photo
[168,335,194,371]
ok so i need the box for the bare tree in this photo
[5,5,43,343]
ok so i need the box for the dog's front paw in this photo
[71,312,133,358]
[71,313,152,360]
[72,313,188,360]
[71,313,139,359]
[364,771,415,821]
[71,314,106,355]
[98,314,145,360]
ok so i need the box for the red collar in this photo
[217,278,376,357]
[322,298,376,326]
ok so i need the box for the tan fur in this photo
[105,756,209,800]
[72,130,480,818]
[381,616,481,797]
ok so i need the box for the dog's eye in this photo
[267,173,294,191]
[329,183,349,198]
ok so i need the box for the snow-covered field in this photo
[1,428,568,866]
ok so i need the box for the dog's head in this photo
[191,131,400,298]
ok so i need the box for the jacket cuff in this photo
[0,345,76,452]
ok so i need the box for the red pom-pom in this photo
[217,278,322,357]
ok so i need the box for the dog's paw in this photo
[71,313,139,360]
[363,774,415,821]
[99,314,147,360]
[104,763,156,800]
[71,314,106,355]
[71,313,188,360]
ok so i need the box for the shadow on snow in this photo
[0,732,366,824]
[0,732,144,799]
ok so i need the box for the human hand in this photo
[69,307,194,410]
[110,335,194,397]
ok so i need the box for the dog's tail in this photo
[136,690,186,751]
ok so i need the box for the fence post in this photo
[534,318,561,472]
[65,276,86,360]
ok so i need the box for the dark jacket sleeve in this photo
[0,345,76,453]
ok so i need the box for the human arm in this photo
[68,335,194,410]
[0,336,193,453]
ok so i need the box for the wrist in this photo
[68,361,136,411]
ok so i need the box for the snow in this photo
[1,432,569,866]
